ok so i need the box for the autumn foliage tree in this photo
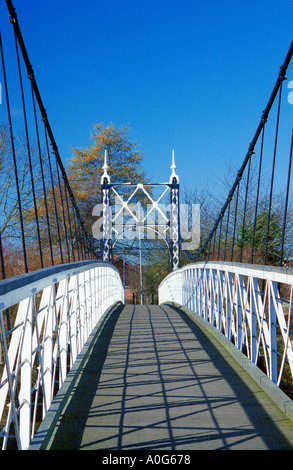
[67,123,147,232]
[17,122,148,270]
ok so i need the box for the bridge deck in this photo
[40,304,293,450]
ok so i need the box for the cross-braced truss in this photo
[159,261,293,386]
[100,150,180,270]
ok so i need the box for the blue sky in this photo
[1,0,293,201]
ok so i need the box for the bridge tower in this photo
[169,150,180,270]
[101,151,112,262]
[100,150,180,270]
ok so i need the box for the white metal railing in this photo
[0,260,124,450]
[159,261,293,391]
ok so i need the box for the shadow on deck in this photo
[30,304,293,451]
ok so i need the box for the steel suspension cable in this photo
[5,0,97,260]
[240,155,252,262]
[31,85,55,265]
[217,216,223,259]
[55,158,71,263]
[71,204,81,261]
[231,183,240,261]
[63,183,76,262]
[44,128,64,264]
[14,30,44,268]
[0,30,28,273]
[264,82,283,265]
[223,201,231,261]
[251,124,266,263]
[194,41,293,261]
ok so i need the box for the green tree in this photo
[238,208,282,265]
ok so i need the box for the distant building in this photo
[112,257,140,303]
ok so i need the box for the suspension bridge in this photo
[1,0,293,451]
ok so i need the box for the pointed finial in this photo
[101,149,110,184]
[170,149,179,183]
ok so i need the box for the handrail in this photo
[159,262,293,392]
[160,260,293,285]
[0,260,114,304]
[0,261,124,449]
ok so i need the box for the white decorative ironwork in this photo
[100,150,180,270]
[159,261,293,387]
[0,260,124,450]
[101,151,112,261]
[170,151,180,270]
[169,149,179,183]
